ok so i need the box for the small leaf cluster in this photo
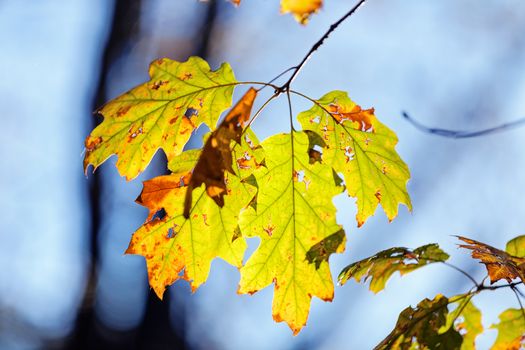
[339,235,525,349]
[84,56,411,333]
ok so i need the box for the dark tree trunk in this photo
[62,1,222,349]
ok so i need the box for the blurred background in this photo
[1,0,525,349]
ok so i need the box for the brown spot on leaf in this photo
[85,136,102,151]
[151,80,168,90]
[180,72,193,80]
[117,105,132,117]
[263,224,275,237]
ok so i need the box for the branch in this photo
[402,111,525,138]
[278,0,368,91]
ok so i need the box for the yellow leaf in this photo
[126,129,261,297]
[84,56,237,180]
[491,309,525,350]
[238,131,345,334]
[281,0,322,24]
[298,90,411,226]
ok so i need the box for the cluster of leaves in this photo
[83,0,525,344]
[338,235,525,349]
[84,54,411,334]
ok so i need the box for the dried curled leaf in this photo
[238,131,345,334]
[338,243,448,293]
[491,308,525,350]
[84,56,237,180]
[376,294,462,350]
[281,0,322,24]
[184,87,257,217]
[126,130,262,297]
[457,235,525,284]
[298,91,411,227]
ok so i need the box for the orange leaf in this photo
[456,235,525,284]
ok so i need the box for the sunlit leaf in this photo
[298,90,411,226]
[491,308,525,350]
[457,235,525,284]
[338,243,448,293]
[126,129,262,297]
[281,0,322,24]
[238,131,345,334]
[84,56,237,180]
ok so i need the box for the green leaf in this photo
[439,296,483,350]
[126,129,261,297]
[491,308,525,350]
[298,90,411,226]
[238,131,345,334]
[338,243,449,293]
[506,235,525,258]
[376,294,462,350]
[84,56,237,180]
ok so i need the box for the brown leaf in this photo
[456,235,525,284]
[184,88,257,218]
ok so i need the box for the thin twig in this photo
[439,261,479,287]
[477,281,523,292]
[402,111,525,138]
[510,286,525,322]
[278,0,368,91]
[261,66,297,91]
[247,92,279,129]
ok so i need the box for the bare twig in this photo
[278,0,368,91]
[510,286,525,322]
[402,111,525,138]
[440,261,479,287]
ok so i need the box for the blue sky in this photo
[1,1,524,349]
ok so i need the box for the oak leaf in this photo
[298,91,411,227]
[184,87,257,217]
[456,235,525,284]
[491,308,525,350]
[84,56,237,180]
[338,243,448,293]
[376,294,462,350]
[281,0,322,24]
[126,129,262,297]
[238,131,345,334]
